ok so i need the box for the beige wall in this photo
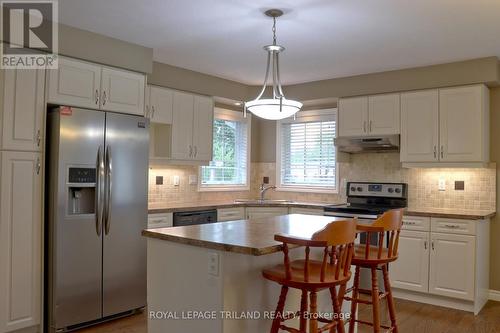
[489,87,500,290]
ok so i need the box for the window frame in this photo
[275,108,338,193]
[198,108,251,192]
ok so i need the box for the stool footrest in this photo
[352,319,395,332]
[279,324,302,333]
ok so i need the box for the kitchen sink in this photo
[234,199,295,204]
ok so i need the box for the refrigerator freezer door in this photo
[102,113,149,317]
[47,108,105,329]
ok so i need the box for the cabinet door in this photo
[338,97,368,136]
[217,207,246,222]
[171,91,194,160]
[390,231,429,293]
[400,90,439,162]
[0,151,42,332]
[47,57,101,109]
[100,67,145,115]
[368,94,400,135]
[1,69,45,151]
[150,86,173,124]
[429,233,475,300]
[192,95,213,161]
[246,207,288,219]
[439,86,486,162]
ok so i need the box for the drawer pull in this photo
[403,221,416,225]
[443,224,461,229]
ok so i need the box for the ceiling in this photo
[58,0,500,85]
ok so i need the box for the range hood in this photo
[334,135,400,153]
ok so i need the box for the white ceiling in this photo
[58,0,500,85]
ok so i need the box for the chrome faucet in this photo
[260,184,276,201]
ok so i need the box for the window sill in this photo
[198,185,250,192]
[276,186,339,194]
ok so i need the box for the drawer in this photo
[289,207,324,215]
[217,207,246,222]
[431,218,476,235]
[402,216,431,232]
[148,213,173,229]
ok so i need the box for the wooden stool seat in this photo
[262,219,357,333]
[346,209,404,333]
[263,259,352,290]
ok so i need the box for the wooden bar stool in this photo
[345,209,404,333]
[262,219,357,333]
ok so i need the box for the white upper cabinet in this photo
[429,233,475,301]
[390,230,430,293]
[401,85,489,165]
[368,93,400,135]
[48,56,146,115]
[439,85,489,162]
[148,85,173,124]
[400,90,439,162]
[338,96,368,136]
[192,95,213,161]
[338,93,400,137]
[100,67,145,115]
[1,69,45,151]
[47,57,101,109]
[171,91,195,160]
[0,151,42,333]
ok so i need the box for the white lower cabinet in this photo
[0,151,42,332]
[217,207,246,222]
[390,230,430,293]
[246,207,288,219]
[429,233,475,301]
[148,213,173,229]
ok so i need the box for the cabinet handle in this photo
[404,221,416,225]
[431,241,435,251]
[95,89,99,105]
[189,145,193,158]
[152,106,155,119]
[36,130,41,147]
[369,120,372,132]
[102,91,107,106]
[441,145,444,159]
[443,224,460,229]
[36,157,41,175]
[145,105,150,118]
[424,241,427,250]
[363,121,367,133]
[194,146,197,157]
[434,146,437,159]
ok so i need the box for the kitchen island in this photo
[142,214,359,333]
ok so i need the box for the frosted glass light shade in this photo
[246,98,302,120]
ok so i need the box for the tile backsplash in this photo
[149,153,496,211]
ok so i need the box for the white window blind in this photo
[280,118,336,189]
[201,113,248,187]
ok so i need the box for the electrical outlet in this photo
[173,175,180,186]
[438,178,446,191]
[208,252,219,276]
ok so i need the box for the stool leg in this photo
[348,266,360,333]
[309,291,318,333]
[338,283,347,309]
[330,287,345,333]
[300,290,308,332]
[271,285,288,333]
[371,268,381,333]
[382,265,398,333]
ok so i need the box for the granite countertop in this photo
[142,214,365,256]
[148,201,495,220]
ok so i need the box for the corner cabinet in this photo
[401,85,489,165]
[1,68,45,152]
[338,93,400,137]
[47,56,146,116]
[0,151,42,332]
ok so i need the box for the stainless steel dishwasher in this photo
[173,210,217,226]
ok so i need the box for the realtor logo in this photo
[1,0,58,69]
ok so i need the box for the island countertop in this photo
[142,214,363,256]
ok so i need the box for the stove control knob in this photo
[350,186,356,192]
[388,188,394,193]
[356,187,363,192]
[395,188,402,194]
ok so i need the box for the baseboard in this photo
[489,289,500,302]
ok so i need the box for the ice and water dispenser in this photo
[67,167,96,215]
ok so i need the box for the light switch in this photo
[438,178,446,191]
[208,252,219,276]
[173,175,180,186]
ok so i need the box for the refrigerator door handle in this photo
[96,146,105,236]
[104,145,113,235]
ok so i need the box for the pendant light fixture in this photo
[245,9,302,120]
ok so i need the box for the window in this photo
[199,108,250,191]
[277,109,337,192]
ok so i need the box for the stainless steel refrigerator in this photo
[45,107,149,332]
